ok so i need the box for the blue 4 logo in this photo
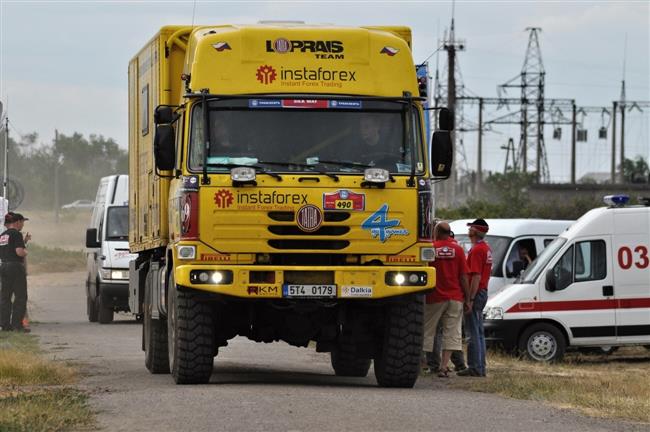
[361,204,409,242]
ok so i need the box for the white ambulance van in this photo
[449,219,574,296]
[85,175,137,323]
[483,195,650,361]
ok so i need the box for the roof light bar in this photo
[603,194,629,207]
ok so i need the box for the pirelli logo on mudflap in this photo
[266,38,344,59]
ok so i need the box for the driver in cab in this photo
[357,116,399,170]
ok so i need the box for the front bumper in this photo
[98,281,130,310]
[484,319,531,350]
[175,265,435,299]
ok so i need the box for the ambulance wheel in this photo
[87,292,98,323]
[331,333,371,377]
[97,295,114,324]
[374,295,423,388]
[144,270,169,374]
[168,272,214,384]
[519,323,566,362]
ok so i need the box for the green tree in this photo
[621,156,649,184]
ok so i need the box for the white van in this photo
[449,219,574,296]
[483,196,650,361]
[85,175,136,323]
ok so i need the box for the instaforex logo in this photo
[266,39,344,59]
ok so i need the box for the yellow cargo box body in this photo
[129,24,436,300]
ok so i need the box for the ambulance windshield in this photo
[188,99,424,175]
[520,237,568,283]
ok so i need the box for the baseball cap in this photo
[467,218,489,233]
[4,212,29,225]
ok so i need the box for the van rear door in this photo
[612,210,650,343]
[540,236,616,344]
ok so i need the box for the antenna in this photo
[191,0,197,27]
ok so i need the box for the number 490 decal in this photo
[617,245,649,269]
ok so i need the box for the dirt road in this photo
[28,272,643,432]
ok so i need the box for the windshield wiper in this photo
[317,160,371,170]
[257,160,339,181]
[205,163,282,180]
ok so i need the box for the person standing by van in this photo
[458,218,492,377]
[0,212,31,332]
[423,222,470,377]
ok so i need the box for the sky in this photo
[1,0,648,182]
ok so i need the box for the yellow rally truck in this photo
[128,23,453,388]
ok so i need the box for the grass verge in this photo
[452,347,650,423]
[26,243,85,275]
[0,332,93,432]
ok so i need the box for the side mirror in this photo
[154,106,174,125]
[545,269,557,292]
[154,124,175,171]
[86,228,100,248]
[438,107,454,131]
[430,131,452,179]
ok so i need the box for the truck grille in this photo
[268,240,350,250]
[268,226,350,236]
[268,211,351,222]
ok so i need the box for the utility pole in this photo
[3,114,8,200]
[54,129,60,223]
[442,10,465,203]
[570,102,577,184]
[619,103,625,182]
[611,101,617,183]
[477,97,483,187]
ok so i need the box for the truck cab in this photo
[484,196,650,361]
[86,175,137,323]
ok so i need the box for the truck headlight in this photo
[484,306,504,320]
[177,245,196,260]
[420,247,435,262]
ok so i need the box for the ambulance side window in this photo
[574,240,607,282]
[551,245,574,291]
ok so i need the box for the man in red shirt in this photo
[423,222,469,377]
[458,218,492,377]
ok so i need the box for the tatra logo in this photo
[266,39,344,59]
[256,65,277,84]
[214,189,234,208]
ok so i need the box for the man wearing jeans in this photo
[458,219,492,377]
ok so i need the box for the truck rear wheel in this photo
[97,294,114,324]
[374,296,423,388]
[331,332,371,377]
[168,273,214,384]
[144,270,169,374]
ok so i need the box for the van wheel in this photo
[97,295,114,324]
[331,332,371,377]
[519,323,566,362]
[87,292,98,323]
[168,272,214,384]
[144,269,169,374]
[374,296,423,388]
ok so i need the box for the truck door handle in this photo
[602,285,614,297]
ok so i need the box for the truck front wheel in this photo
[168,272,214,384]
[144,270,169,374]
[87,283,98,323]
[373,296,423,388]
[97,294,114,324]
[331,332,371,377]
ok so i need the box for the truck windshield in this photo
[519,237,567,283]
[105,206,128,241]
[188,99,424,175]
[454,235,511,278]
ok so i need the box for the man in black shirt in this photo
[0,212,31,332]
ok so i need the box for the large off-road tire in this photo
[97,294,114,324]
[374,296,423,388]
[144,269,169,374]
[168,272,214,384]
[331,332,371,377]
[87,287,98,323]
[518,323,566,362]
